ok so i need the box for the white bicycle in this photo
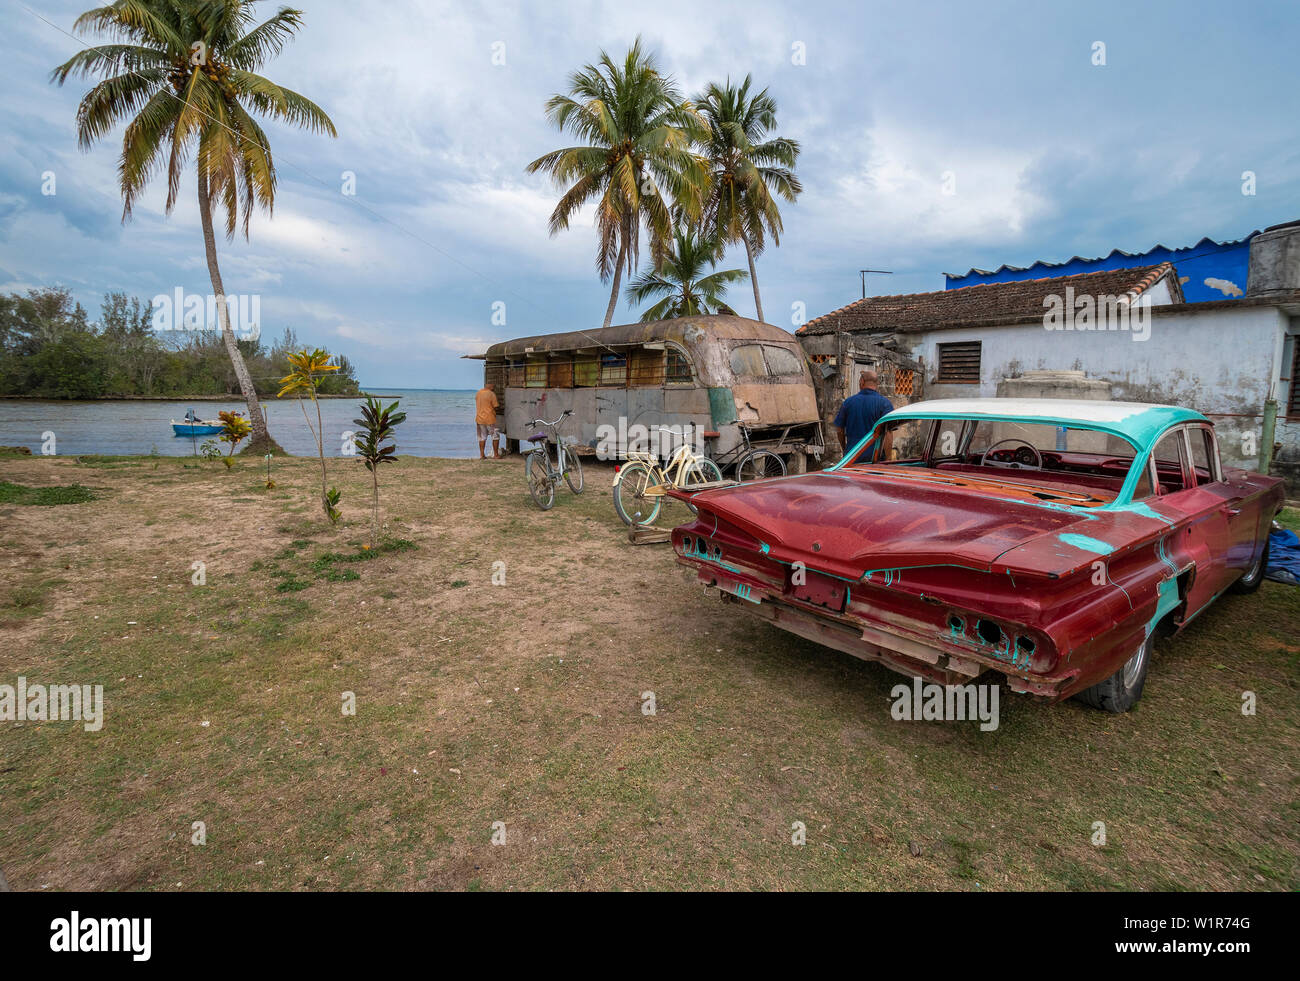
[612,436,725,526]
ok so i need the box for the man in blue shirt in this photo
[833,370,895,459]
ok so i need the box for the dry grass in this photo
[0,450,1296,891]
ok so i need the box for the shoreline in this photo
[0,392,375,401]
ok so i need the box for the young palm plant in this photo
[526,38,710,328]
[217,409,251,467]
[277,348,340,523]
[52,1,337,451]
[695,75,801,323]
[625,225,748,322]
[352,396,406,548]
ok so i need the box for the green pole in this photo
[1258,398,1277,475]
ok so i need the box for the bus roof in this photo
[482,315,799,359]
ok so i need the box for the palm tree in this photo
[696,75,801,323]
[625,225,748,322]
[527,38,709,329]
[277,347,340,521]
[53,0,337,452]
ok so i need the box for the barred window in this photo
[525,360,547,388]
[1287,335,1300,417]
[666,346,693,383]
[599,353,627,386]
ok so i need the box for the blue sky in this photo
[3,0,1298,389]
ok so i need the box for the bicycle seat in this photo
[527,433,547,443]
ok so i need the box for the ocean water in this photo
[0,389,484,458]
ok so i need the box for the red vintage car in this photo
[670,398,1284,712]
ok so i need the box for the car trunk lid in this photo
[684,469,1107,580]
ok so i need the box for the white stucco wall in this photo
[910,304,1293,473]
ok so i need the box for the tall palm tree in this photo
[527,38,709,329]
[696,75,801,324]
[625,225,748,322]
[53,0,336,451]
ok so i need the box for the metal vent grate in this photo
[936,341,981,384]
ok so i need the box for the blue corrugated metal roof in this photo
[944,233,1258,303]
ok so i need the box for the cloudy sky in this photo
[3,0,1298,388]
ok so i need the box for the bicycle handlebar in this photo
[527,409,573,428]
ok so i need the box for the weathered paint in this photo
[1058,533,1115,555]
[668,398,1285,703]
[484,314,822,463]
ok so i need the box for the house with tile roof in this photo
[796,224,1300,495]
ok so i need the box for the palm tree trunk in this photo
[197,171,272,449]
[371,468,379,547]
[602,237,629,329]
[743,235,764,323]
[313,385,328,514]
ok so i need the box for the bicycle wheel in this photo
[612,460,661,526]
[681,458,724,515]
[735,449,786,482]
[562,443,584,494]
[525,450,555,510]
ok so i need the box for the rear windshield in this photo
[729,343,804,378]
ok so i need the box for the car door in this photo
[1186,423,1264,583]
[1142,424,1233,618]
[1175,424,1240,598]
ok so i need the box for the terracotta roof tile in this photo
[797,263,1183,335]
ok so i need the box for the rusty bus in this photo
[477,315,825,473]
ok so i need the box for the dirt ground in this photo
[0,449,1297,890]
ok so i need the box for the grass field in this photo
[1,450,1297,890]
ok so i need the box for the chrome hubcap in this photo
[1122,636,1150,689]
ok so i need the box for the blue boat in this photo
[172,409,223,437]
[172,421,224,437]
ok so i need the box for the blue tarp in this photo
[1265,529,1300,586]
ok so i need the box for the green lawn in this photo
[0,453,1296,890]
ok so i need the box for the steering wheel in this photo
[980,438,1043,470]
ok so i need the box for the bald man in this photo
[833,369,895,458]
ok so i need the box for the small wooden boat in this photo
[171,419,224,437]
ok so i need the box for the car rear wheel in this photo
[1229,533,1270,594]
[1076,631,1152,713]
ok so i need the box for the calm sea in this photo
[0,389,484,458]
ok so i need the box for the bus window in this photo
[599,354,627,386]
[574,355,598,387]
[762,345,802,376]
[629,348,663,386]
[548,359,573,388]
[665,346,693,383]
[729,344,766,377]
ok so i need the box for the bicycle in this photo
[612,430,725,526]
[524,409,584,510]
[727,425,787,482]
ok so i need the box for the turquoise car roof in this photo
[874,398,1207,452]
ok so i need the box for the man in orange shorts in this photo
[475,383,501,459]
